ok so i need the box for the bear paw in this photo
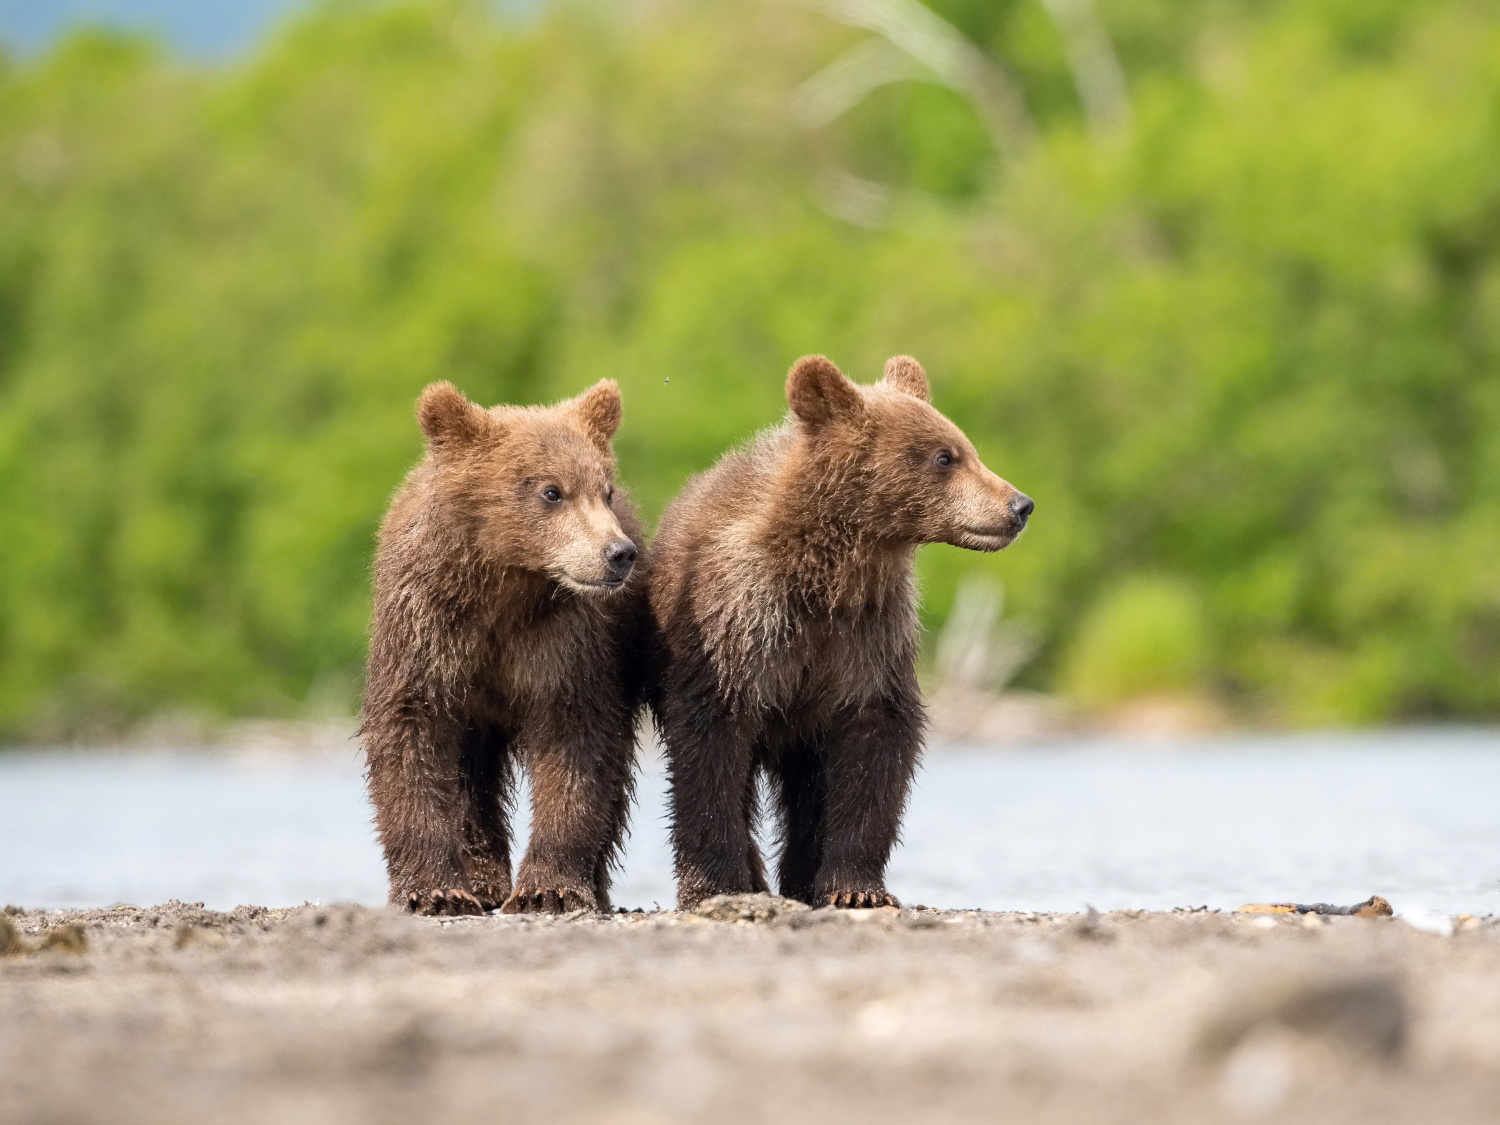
[470,882,512,912]
[826,890,901,910]
[406,888,487,917]
[499,883,597,915]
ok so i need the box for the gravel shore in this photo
[3,898,1498,1123]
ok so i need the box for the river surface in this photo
[2,730,1497,916]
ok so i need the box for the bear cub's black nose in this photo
[1010,493,1034,524]
[603,538,637,577]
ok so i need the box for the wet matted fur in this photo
[361,380,650,916]
[648,355,1032,910]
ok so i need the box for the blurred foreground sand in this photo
[3,899,1498,1124]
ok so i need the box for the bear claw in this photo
[406,888,486,917]
[827,890,900,910]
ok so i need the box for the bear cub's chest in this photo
[741,605,911,718]
[478,601,611,710]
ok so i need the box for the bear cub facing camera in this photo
[648,355,1032,910]
[362,380,648,916]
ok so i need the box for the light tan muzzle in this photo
[947,462,1033,552]
[553,500,637,591]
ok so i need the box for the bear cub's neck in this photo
[752,433,915,615]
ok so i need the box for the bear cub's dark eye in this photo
[605,487,614,505]
[934,450,955,470]
[542,486,563,504]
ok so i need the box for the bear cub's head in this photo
[787,354,1032,550]
[416,379,637,593]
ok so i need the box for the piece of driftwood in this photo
[1236,895,1393,917]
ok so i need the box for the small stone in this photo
[174,924,226,950]
[41,924,87,955]
[1199,973,1407,1062]
[841,906,898,923]
[1068,905,1115,942]
[693,893,811,924]
[0,914,24,957]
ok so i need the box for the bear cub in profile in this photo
[649,355,1032,909]
[362,380,647,916]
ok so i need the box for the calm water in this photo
[2,731,1497,916]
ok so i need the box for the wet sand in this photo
[2,897,1498,1124]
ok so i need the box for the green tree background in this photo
[1,0,1498,738]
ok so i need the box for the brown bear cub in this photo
[362,380,648,916]
[649,355,1032,910]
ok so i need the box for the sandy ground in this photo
[2,897,1499,1124]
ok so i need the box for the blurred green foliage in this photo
[1,0,1499,737]
[1062,576,1208,706]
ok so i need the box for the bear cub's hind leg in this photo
[771,743,826,904]
[458,725,515,911]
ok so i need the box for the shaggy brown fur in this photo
[648,355,1032,910]
[361,380,649,916]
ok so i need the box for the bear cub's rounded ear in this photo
[418,382,488,450]
[882,355,930,402]
[571,379,622,452]
[788,355,862,428]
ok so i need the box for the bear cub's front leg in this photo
[500,721,636,915]
[804,691,922,909]
[362,723,504,917]
[662,706,770,909]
